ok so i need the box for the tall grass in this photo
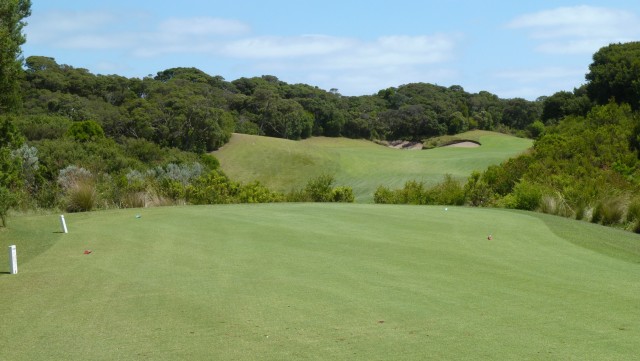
[592,196,626,226]
[65,181,97,212]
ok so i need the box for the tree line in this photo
[3,1,640,234]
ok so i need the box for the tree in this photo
[586,42,640,110]
[0,116,25,189]
[0,0,31,113]
[501,98,541,129]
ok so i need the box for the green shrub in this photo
[430,174,465,205]
[331,186,355,203]
[511,180,542,211]
[373,186,396,204]
[238,181,284,203]
[464,171,493,206]
[592,197,626,226]
[304,174,335,202]
[400,180,426,205]
[66,120,105,142]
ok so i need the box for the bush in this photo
[332,186,355,203]
[626,198,640,223]
[66,120,105,142]
[464,171,493,206]
[57,165,92,191]
[238,182,284,203]
[66,181,97,212]
[304,174,335,202]
[430,174,465,205]
[399,180,426,205]
[373,186,395,204]
[592,196,626,226]
[511,180,542,211]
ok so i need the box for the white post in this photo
[60,214,68,234]
[8,245,17,274]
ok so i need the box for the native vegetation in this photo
[376,42,640,232]
[1,1,640,235]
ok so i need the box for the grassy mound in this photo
[214,131,532,202]
[1,204,639,360]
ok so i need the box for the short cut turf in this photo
[1,204,639,360]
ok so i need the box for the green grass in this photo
[213,131,533,202]
[1,204,639,360]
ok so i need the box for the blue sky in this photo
[22,1,640,99]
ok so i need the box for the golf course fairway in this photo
[1,204,639,360]
[213,131,533,202]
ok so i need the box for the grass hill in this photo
[213,130,533,202]
[1,204,639,360]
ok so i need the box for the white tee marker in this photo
[8,245,17,274]
[60,215,68,234]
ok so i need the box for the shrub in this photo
[464,171,493,206]
[304,174,335,202]
[238,182,284,203]
[66,181,97,212]
[332,186,355,203]
[373,186,395,204]
[511,180,542,211]
[430,174,465,205]
[66,120,105,142]
[57,165,92,191]
[626,198,640,223]
[592,197,626,226]
[400,180,426,205]
[185,170,238,204]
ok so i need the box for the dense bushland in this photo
[376,42,640,232]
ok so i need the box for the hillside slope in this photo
[214,131,533,202]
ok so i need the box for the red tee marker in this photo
[83,250,92,255]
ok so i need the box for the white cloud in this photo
[491,66,588,99]
[494,66,585,83]
[222,35,355,58]
[159,17,250,36]
[507,5,640,54]
[26,10,120,43]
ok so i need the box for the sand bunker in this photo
[445,141,480,148]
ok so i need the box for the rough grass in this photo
[1,204,639,360]
[213,131,532,202]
